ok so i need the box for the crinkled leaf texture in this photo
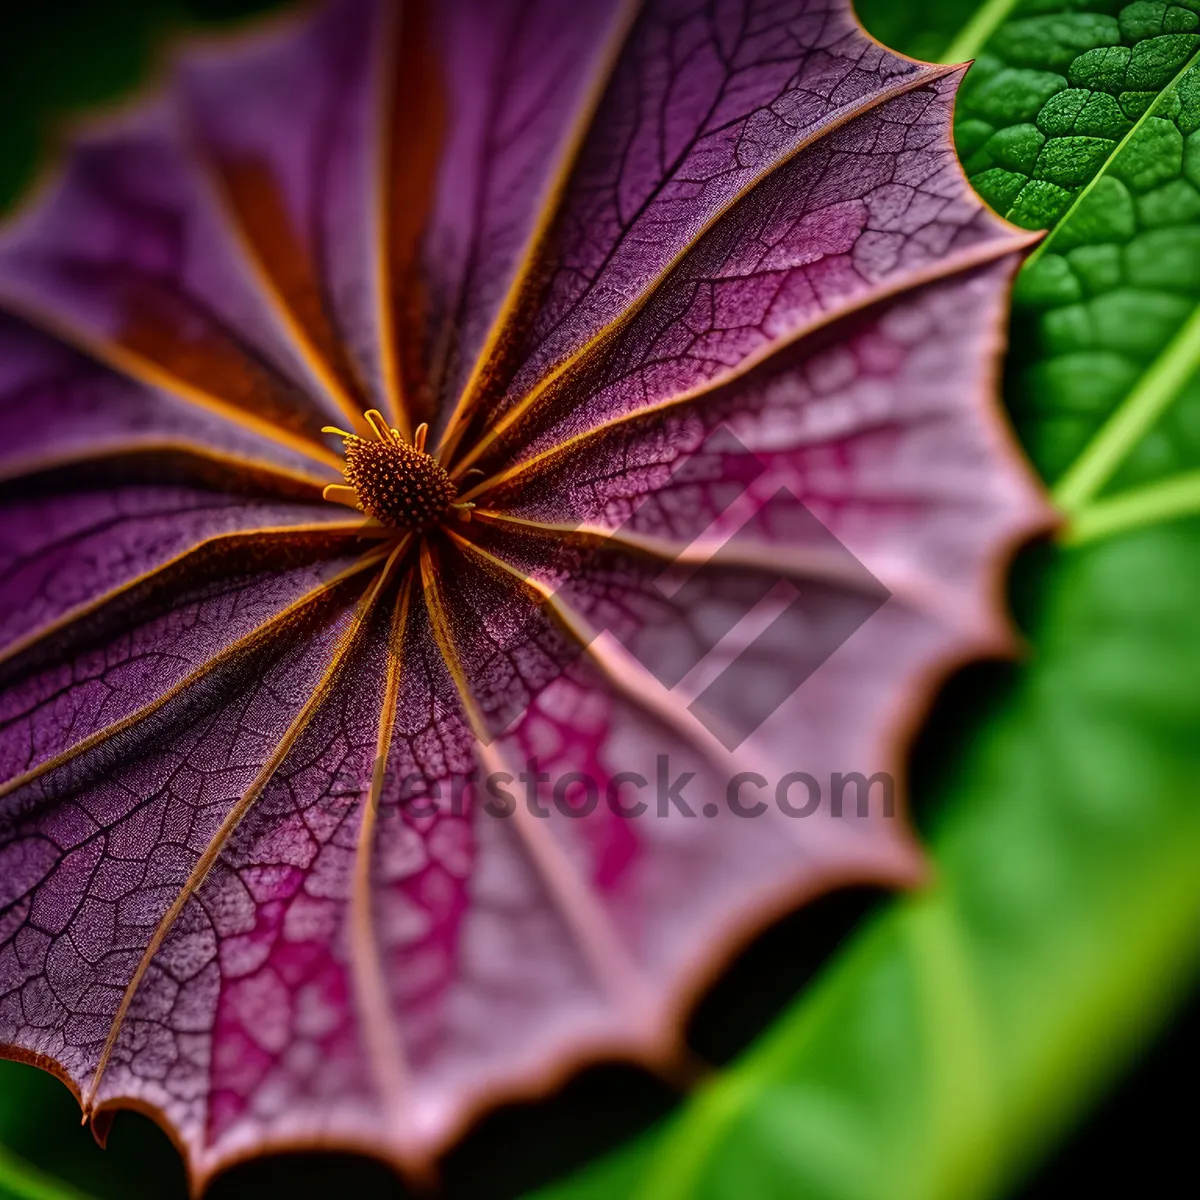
[0,0,1045,1189]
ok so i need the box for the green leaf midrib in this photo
[942,0,1024,66]
[1025,45,1200,272]
[622,811,1200,1200]
[1055,296,1200,512]
[1024,38,1200,524]
[951,13,1200,546]
[1067,468,1200,541]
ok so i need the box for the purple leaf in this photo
[0,0,1049,1187]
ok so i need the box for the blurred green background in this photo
[1,1,1198,1197]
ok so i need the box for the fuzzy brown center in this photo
[343,438,459,531]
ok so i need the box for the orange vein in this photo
[475,508,1003,650]
[419,540,649,1017]
[448,62,965,476]
[192,151,369,434]
[0,441,335,492]
[434,0,643,461]
[0,545,389,802]
[444,529,749,768]
[470,509,995,635]
[82,541,406,1114]
[0,292,344,471]
[449,532,918,873]
[371,0,444,439]
[471,509,888,593]
[0,519,370,672]
[372,0,407,435]
[459,229,1037,498]
[349,570,414,1125]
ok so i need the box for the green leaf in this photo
[1010,52,1200,491]
[951,1,1200,231]
[0,1146,97,1200]
[534,4,1200,1196]
[0,0,282,210]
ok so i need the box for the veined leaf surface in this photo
[0,0,1043,1191]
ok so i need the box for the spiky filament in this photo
[322,410,474,531]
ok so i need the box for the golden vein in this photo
[443,529,747,808]
[459,231,1036,500]
[83,540,406,1113]
[471,509,886,592]
[449,62,966,476]
[372,0,411,437]
[0,441,335,492]
[0,544,389,802]
[0,520,371,673]
[348,571,415,1125]
[0,291,344,471]
[418,539,649,1017]
[189,139,369,435]
[434,0,644,461]
[466,509,984,632]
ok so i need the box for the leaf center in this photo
[322,410,473,531]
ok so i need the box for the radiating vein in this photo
[419,540,650,1019]
[82,539,407,1113]
[455,524,849,857]
[468,509,989,634]
[447,61,965,476]
[349,571,414,1126]
[0,519,371,672]
[443,529,747,783]
[0,544,389,802]
[458,233,1036,498]
[0,292,344,471]
[0,441,335,493]
[372,0,411,436]
[192,149,370,435]
[374,0,445,437]
[471,509,886,593]
[434,0,644,461]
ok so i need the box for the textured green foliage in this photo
[959,2,1200,228]
[1012,59,1200,487]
